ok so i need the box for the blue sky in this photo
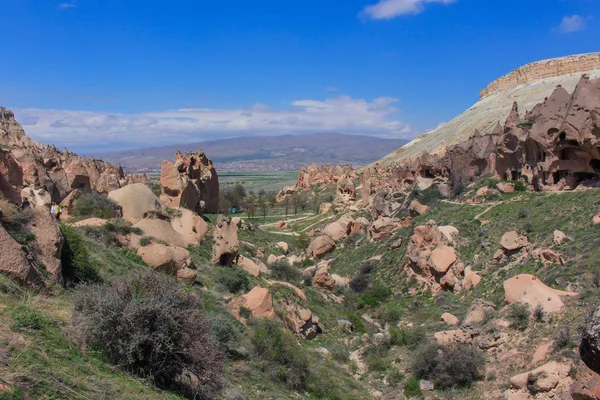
[1,0,598,153]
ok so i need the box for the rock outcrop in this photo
[211,215,239,266]
[159,150,219,213]
[295,163,356,189]
[581,306,600,375]
[0,107,125,203]
[108,183,162,222]
[503,274,578,314]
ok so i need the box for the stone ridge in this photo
[480,52,600,98]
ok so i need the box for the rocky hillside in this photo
[377,52,600,166]
[94,133,409,172]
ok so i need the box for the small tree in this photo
[258,198,268,219]
[283,196,290,218]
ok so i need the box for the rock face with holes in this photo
[372,66,600,192]
[159,150,219,213]
[211,215,239,266]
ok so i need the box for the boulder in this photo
[463,266,482,290]
[496,182,516,194]
[312,265,336,291]
[170,208,209,246]
[369,217,401,241]
[20,186,51,209]
[276,220,289,230]
[72,217,108,227]
[239,286,275,319]
[276,186,296,203]
[275,241,289,254]
[409,199,430,217]
[134,218,187,248]
[211,215,239,266]
[500,231,529,251]
[322,222,347,242]
[533,248,565,265]
[137,243,191,273]
[503,274,578,314]
[430,245,457,274]
[308,235,335,259]
[176,268,198,283]
[441,313,460,326]
[237,255,260,277]
[463,299,496,326]
[58,189,83,220]
[510,361,570,392]
[439,225,459,245]
[280,300,322,339]
[553,230,569,245]
[108,183,162,222]
[475,187,489,197]
[419,380,435,392]
[594,213,600,225]
[434,329,472,345]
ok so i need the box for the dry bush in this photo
[412,342,484,388]
[73,272,224,399]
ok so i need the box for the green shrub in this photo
[412,342,484,389]
[73,193,119,219]
[533,305,544,322]
[390,326,426,349]
[349,274,371,293]
[73,272,224,398]
[554,325,572,350]
[269,260,301,283]
[521,222,534,234]
[251,319,310,390]
[451,182,466,198]
[517,209,528,219]
[215,266,250,294]
[359,260,376,275]
[239,306,251,319]
[345,313,365,333]
[328,342,350,363]
[365,353,390,372]
[61,223,101,284]
[508,303,530,331]
[208,312,243,350]
[387,368,404,387]
[11,306,53,330]
[359,284,392,307]
[139,236,153,247]
[104,219,142,235]
[403,376,423,398]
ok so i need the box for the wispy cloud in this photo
[59,1,77,9]
[324,86,339,92]
[361,0,456,20]
[12,96,418,151]
[557,15,587,33]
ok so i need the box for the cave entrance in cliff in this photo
[420,169,435,179]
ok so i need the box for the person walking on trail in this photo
[50,202,57,216]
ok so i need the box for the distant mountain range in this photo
[94,133,409,172]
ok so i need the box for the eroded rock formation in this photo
[160,150,219,213]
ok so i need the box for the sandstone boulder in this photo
[176,268,198,283]
[137,243,191,273]
[463,266,482,290]
[170,208,209,246]
[237,255,260,277]
[237,286,275,320]
[0,224,43,287]
[409,199,430,217]
[463,299,496,326]
[510,361,570,392]
[500,231,529,251]
[308,235,335,259]
[319,202,333,214]
[108,183,162,222]
[496,182,516,194]
[134,218,187,248]
[28,210,64,282]
[503,274,578,313]
[553,230,570,245]
[312,265,336,291]
[369,217,401,242]
[275,241,289,254]
[211,215,239,266]
[441,313,460,326]
[430,245,457,274]
[276,220,289,230]
[322,222,347,242]
[280,300,322,339]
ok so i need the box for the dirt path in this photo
[258,214,315,228]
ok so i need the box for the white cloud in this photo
[12,96,417,151]
[557,15,587,33]
[362,0,455,20]
[59,1,77,9]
